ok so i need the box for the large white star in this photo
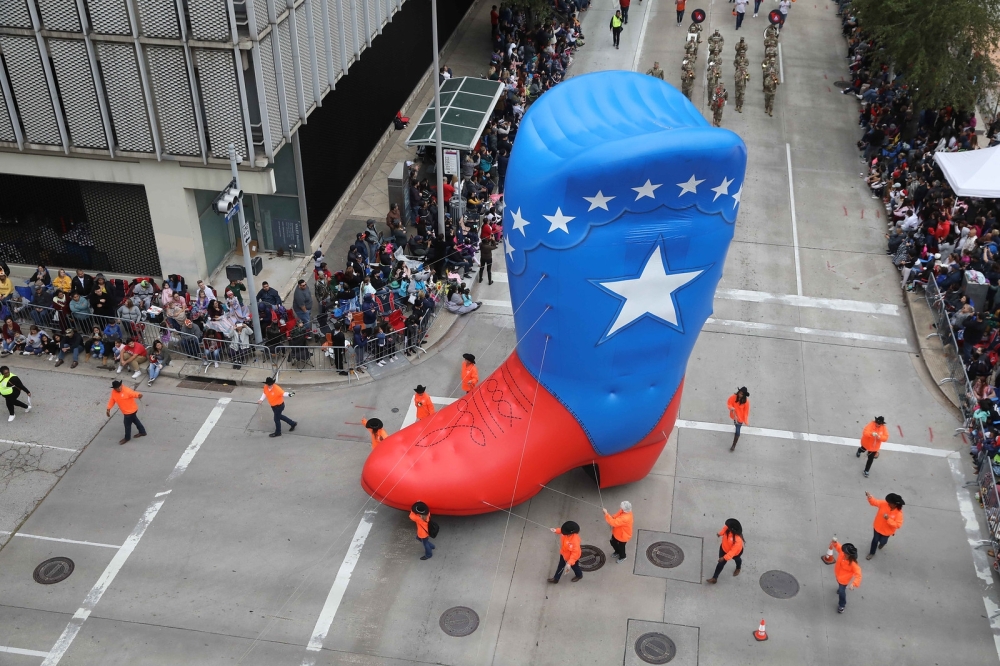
[632,179,662,200]
[677,174,705,197]
[510,207,530,236]
[505,235,516,258]
[710,177,734,201]
[731,184,742,208]
[583,190,615,211]
[543,207,574,233]
[597,246,703,338]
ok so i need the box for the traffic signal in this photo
[213,179,243,215]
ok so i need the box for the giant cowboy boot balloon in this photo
[361,71,747,515]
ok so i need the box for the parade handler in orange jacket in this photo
[604,501,634,563]
[865,491,904,559]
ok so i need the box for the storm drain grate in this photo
[759,570,800,598]
[646,541,684,568]
[34,557,74,584]
[440,606,479,637]
[177,379,236,393]
[577,544,605,572]
[634,632,676,664]
[833,80,851,89]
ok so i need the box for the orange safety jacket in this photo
[409,511,430,538]
[107,387,140,415]
[833,542,862,587]
[555,529,581,566]
[462,360,479,392]
[727,394,750,424]
[869,497,904,536]
[262,384,286,407]
[605,510,634,542]
[414,393,435,420]
[719,527,744,560]
[860,421,888,452]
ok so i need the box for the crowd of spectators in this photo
[838,8,1000,473]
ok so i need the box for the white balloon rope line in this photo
[475,334,549,665]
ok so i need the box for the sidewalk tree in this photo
[851,0,1000,110]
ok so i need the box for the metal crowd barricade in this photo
[11,302,276,371]
[923,278,978,421]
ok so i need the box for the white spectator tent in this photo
[934,145,1000,198]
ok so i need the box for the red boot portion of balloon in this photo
[360,352,681,515]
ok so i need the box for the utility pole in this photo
[224,144,263,344]
[431,0,446,237]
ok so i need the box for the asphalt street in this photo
[0,0,997,664]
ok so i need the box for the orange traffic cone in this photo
[821,536,837,565]
[753,618,768,642]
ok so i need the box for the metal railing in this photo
[7,300,276,372]
[923,277,1000,573]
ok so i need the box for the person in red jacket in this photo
[726,387,750,451]
[856,416,888,477]
[548,521,583,583]
[829,539,862,613]
[706,518,744,583]
[865,491,904,559]
[619,0,631,23]
[409,501,435,560]
[603,501,634,563]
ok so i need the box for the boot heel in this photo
[593,438,668,488]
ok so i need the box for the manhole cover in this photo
[635,632,676,664]
[646,541,684,568]
[391,407,399,413]
[577,544,605,572]
[439,606,479,637]
[833,80,850,89]
[759,570,799,598]
[33,557,74,584]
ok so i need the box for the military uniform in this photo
[735,37,748,55]
[706,61,722,90]
[763,67,779,116]
[685,36,699,59]
[710,84,728,127]
[681,61,696,100]
[734,52,749,69]
[688,21,703,43]
[707,29,724,52]
[735,65,749,112]
[646,65,665,80]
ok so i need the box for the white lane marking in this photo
[0,531,120,549]
[630,0,654,72]
[401,396,458,429]
[704,317,908,346]
[166,398,231,483]
[154,490,171,497]
[715,288,900,315]
[41,398,230,666]
[0,645,50,658]
[947,455,1000,661]
[778,43,784,84]
[302,509,378,658]
[0,438,77,453]
[785,143,802,296]
[483,276,898,316]
[675,419,952,457]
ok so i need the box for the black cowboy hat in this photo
[412,501,429,515]
[366,418,384,430]
[463,353,476,363]
[560,521,580,535]
[415,385,426,393]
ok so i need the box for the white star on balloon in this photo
[583,190,615,211]
[632,179,662,200]
[732,184,742,208]
[505,235,516,258]
[677,174,705,197]
[510,207,530,236]
[543,207,574,233]
[711,177,733,201]
[597,245,703,338]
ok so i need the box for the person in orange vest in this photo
[865,491,904,559]
[726,387,750,451]
[409,501,435,560]
[856,416,888,477]
[603,501,634,563]
[414,385,435,420]
[706,518,744,583]
[361,417,388,448]
[462,353,479,392]
[257,377,297,438]
[829,539,862,613]
[106,379,146,445]
[548,520,583,583]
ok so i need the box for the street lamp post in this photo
[431,0,446,237]
[226,144,264,344]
